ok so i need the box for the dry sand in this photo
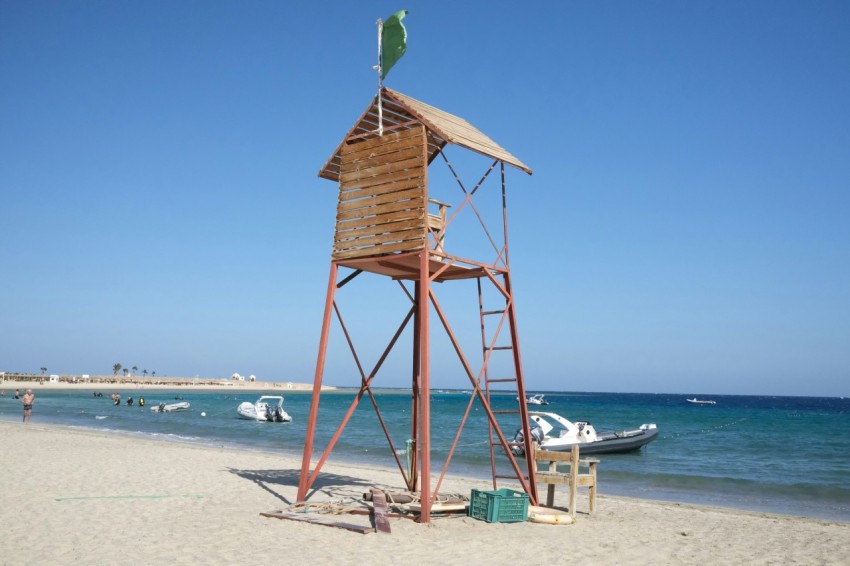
[2,420,848,565]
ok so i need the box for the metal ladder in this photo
[476,274,538,500]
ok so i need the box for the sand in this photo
[2,421,848,566]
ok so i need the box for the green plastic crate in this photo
[468,488,529,523]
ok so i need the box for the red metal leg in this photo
[418,250,431,522]
[297,263,337,501]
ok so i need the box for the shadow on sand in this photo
[227,468,375,505]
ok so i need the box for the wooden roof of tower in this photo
[318,88,533,182]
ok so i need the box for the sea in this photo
[2,388,849,522]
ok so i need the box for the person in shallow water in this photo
[139,397,145,407]
[22,389,34,423]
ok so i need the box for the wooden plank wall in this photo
[333,125,427,260]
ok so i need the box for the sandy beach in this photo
[1,421,848,565]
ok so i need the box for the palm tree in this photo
[40,367,47,375]
[132,365,138,376]
[152,371,156,378]
[122,368,128,377]
[113,363,122,377]
[143,369,148,378]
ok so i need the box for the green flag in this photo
[381,10,408,80]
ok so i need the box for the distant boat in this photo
[687,398,716,405]
[526,394,550,406]
[151,401,190,413]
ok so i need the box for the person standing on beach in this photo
[22,389,34,423]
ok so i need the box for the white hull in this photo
[151,401,190,413]
[237,396,292,422]
[514,411,658,455]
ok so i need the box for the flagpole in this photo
[376,18,384,136]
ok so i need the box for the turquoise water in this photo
[2,389,848,521]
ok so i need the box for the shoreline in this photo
[14,415,848,524]
[0,378,331,392]
[2,420,848,564]
[5,388,850,524]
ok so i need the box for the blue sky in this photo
[2,1,848,396]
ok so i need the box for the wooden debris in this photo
[372,491,392,534]
[260,511,374,534]
[405,502,468,514]
[364,488,416,504]
[363,487,469,517]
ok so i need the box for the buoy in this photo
[527,505,575,525]
[201,412,206,417]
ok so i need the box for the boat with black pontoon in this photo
[237,395,292,422]
[512,411,658,455]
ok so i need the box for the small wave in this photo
[95,416,108,420]
[148,432,203,443]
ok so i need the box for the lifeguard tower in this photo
[297,87,539,522]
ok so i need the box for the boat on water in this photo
[150,401,190,413]
[237,395,292,423]
[512,411,658,455]
[686,398,716,405]
[526,394,549,405]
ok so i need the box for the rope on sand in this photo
[288,501,360,515]
[55,494,205,502]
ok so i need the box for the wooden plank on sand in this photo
[260,511,374,534]
[372,491,392,534]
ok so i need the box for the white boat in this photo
[686,398,716,405]
[526,394,549,405]
[513,411,658,455]
[150,401,190,413]
[237,395,292,422]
